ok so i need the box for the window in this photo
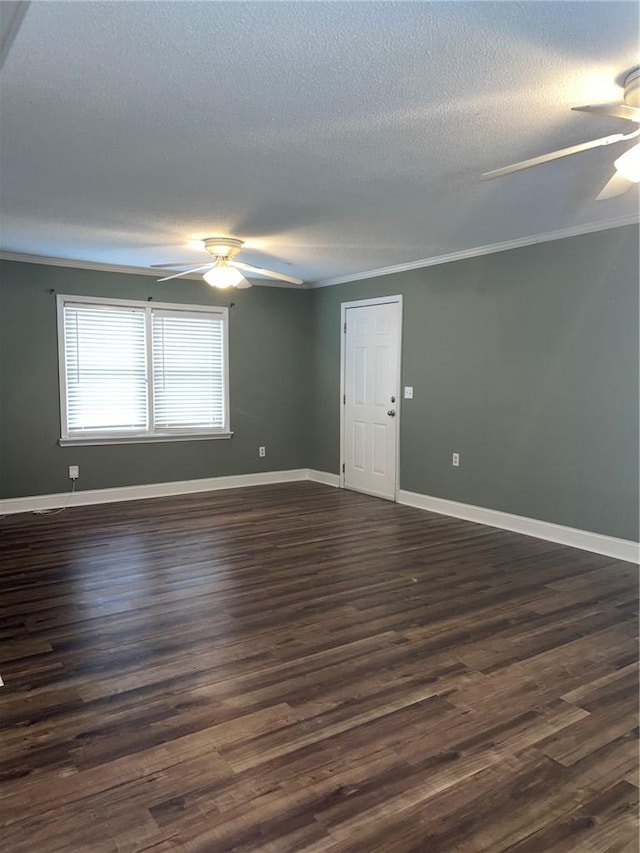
[57,295,230,445]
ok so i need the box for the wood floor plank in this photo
[0,482,637,852]
[504,779,639,853]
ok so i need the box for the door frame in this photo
[339,295,403,500]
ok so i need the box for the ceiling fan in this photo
[481,68,640,199]
[151,237,304,289]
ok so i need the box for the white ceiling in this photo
[1,1,638,285]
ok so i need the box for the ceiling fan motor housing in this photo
[203,237,244,259]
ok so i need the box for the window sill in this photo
[59,432,233,447]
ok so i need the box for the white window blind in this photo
[63,304,148,434]
[58,296,230,444]
[152,311,225,431]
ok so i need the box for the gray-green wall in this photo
[309,225,639,541]
[2,224,638,542]
[0,261,311,498]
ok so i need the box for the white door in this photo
[343,299,401,500]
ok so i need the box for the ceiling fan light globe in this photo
[613,143,640,182]
[203,261,245,288]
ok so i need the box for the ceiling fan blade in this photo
[156,265,213,282]
[151,261,207,269]
[480,132,629,180]
[232,260,303,285]
[572,103,640,123]
[596,171,635,200]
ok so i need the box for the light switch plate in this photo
[404,386,414,399]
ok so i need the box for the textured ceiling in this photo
[1,1,638,285]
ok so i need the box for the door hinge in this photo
[343,322,346,333]
[342,463,345,473]
[343,394,346,404]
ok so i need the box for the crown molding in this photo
[2,213,637,291]
[0,251,310,289]
[312,214,640,288]
[0,1,29,69]
[0,251,177,278]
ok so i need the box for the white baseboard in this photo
[398,489,639,564]
[0,469,307,514]
[307,469,341,488]
[0,468,341,515]
[3,473,634,564]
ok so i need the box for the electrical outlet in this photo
[452,453,460,468]
[259,446,266,458]
[404,386,414,399]
[69,465,79,480]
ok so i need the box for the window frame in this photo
[56,294,231,446]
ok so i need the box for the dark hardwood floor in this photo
[0,482,638,852]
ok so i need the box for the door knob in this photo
[387,410,396,417]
